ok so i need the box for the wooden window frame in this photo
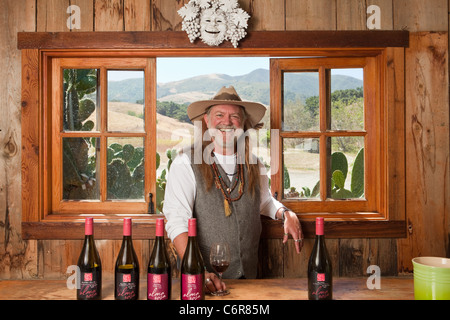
[270,56,380,215]
[50,57,156,215]
[19,31,408,240]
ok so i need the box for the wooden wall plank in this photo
[339,238,368,276]
[283,240,311,278]
[1,0,37,280]
[124,0,151,31]
[258,239,284,278]
[393,0,448,31]
[95,0,124,31]
[369,239,397,276]
[242,0,285,31]
[398,32,449,272]
[37,0,70,32]
[337,0,366,30]
[385,47,406,221]
[285,0,336,30]
[366,0,393,30]
[151,0,187,31]
[71,0,94,31]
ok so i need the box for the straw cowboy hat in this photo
[187,86,266,128]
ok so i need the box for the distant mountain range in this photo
[108,68,363,106]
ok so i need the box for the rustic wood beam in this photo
[17,30,409,50]
[22,218,406,240]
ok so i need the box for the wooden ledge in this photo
[17,30,409,50]
[22,217,406,240]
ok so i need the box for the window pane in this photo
[328,136,364,199]
[63,69,99,132]
[283,71,320,131]
[330,68,364,131]
[107,70,145,132]
[63,137,100,200]
[283,138,320,199]
[107,137,145,200]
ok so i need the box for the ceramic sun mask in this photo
[178,0,250,48]
[199,8,227,46]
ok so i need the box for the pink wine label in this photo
[78,271,100,299]
[181,274,203,300]
[148,273,169,300]
[317,273,325,281]
[310,271,332,300]
[116,271,138,300]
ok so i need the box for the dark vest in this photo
[189,154,261,279]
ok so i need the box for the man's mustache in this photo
[215,125,238,131]
[208,126,244,137]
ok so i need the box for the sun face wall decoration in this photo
[178,0,250,48]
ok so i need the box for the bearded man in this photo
[163,86,303,294]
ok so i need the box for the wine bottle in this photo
[77,217,102,300]
[147,218,172,300]
[308,217,332,300]
[180,218,205,300]
[115,218,140,300]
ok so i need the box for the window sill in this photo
[22,214,406,240]
[22,214,162,240]
[261,215,406,239]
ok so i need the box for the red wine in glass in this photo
[209,243,231,296]
[211,261,230,273]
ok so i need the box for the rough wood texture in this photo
[70,0,94,31]
[243,0,285,30]
[0,277,414,300]
[394,0,448,31]
[398,32,449,272]
[22,218,406,240]
[17,30,410,49]
[94,0,124,31]
[37,0,70,32]
[124,0,151,31]
[151,0,186,31]
[0,0,37,280]
[286,0,336,30]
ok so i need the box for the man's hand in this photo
[204,272,227,294]
[279,208,304,253]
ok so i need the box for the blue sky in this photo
[109,57,363,83]
[157,57,270,83]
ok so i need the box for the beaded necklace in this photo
[210,153,245,217]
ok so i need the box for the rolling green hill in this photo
[108,68,363,106]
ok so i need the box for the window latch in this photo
[148,193,155,214]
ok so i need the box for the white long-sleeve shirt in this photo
[163,152,284,242]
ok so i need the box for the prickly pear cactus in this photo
[330,148,364,199]
[350,148,364,198]
[62,69,98,199]
[302,148,364,199]
[107,143,145,199]
[331,151,348,181]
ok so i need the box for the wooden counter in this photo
[0,277,414,300]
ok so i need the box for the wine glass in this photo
[209,242,231,296]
